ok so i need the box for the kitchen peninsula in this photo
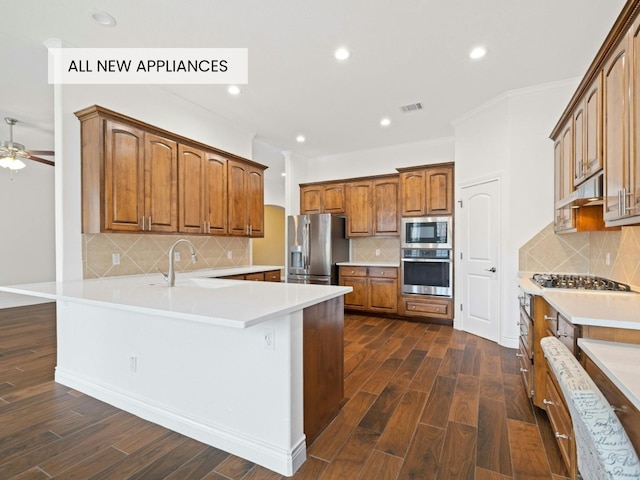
[0,270,351,476]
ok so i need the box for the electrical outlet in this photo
[174,251,181,261]
[112,253,120,265]
[605,252,611,266]
[375,248,381,256]
[264,328,275,350]
[129,355,137,372]
[227,250,233,259]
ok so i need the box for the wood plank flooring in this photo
[0,303,569,479]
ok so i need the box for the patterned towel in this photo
[540,336,640,480]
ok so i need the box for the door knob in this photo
[485,267,497,273]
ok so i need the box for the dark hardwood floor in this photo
[0,303,569,479]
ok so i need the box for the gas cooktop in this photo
[531,273,631,292]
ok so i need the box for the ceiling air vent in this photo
[399,102,423,113]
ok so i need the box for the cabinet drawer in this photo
[519,311,533,359]
[556,315,578,356]
[583,355,640,454]
[367,267,397,279]
[544,373,574,472]
[404,297,450,318]
[244,272,265,281]
[264,270,281,282]
[339,266,367,277]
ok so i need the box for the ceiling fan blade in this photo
[26,155,55,167]
[26,150,55,156]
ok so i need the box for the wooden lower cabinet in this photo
[219,269,281,282]
[544,371,578,479]
[339,266,397,314]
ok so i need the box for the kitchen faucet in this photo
[160,239,198,287]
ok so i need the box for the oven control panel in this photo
[402,249,451,259]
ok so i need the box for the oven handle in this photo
[401,258,452,263]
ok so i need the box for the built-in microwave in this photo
[401,216,452,249]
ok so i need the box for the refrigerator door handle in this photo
[303,221,310,269]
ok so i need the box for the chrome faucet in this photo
[160,239,198,287]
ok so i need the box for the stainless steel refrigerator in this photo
[287,214,349,285]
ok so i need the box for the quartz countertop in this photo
[0,267,351,329]
[337,261,400,268]
[578,338,640,411]
[517,275,640,330]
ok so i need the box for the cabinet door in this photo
[178,145,205,233]
[104,119,145,231]
[322,184,345,214]
[368,277,397,313]
[584,73,603,181]
[204,152,227,235]
[228,160,250,236]
[248,166,264,237]
[372,178,399,236]
[340,276,367,310]
[300,185,322,214]
[630,18,640,219]
[573,104,586,186]
[144,133,177,232]
[345,181,372,237]
[400,170,426,217]
[426,166,454,215]
[603,37,629,222]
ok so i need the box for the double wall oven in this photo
[400,216,453,297]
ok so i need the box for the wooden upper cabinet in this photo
[630,16,640,222]
[76,105,265,236]
[178,145,205,234]
[425,166,453,215]
[399,164,454,217]
[579,73,603,185]
[400,170,427,216]
[103,119,145,232]
[345,181,373,237]
[228,159,265,237]
[372,177,399,236]
[144,133,178,233]
[300,182,345,214]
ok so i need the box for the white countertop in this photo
[517,276,640,330]
[0,267,351,329]
[578,338,640,411]
[337,261,400,268]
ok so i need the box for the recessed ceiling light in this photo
[380,118,391,127]
[296,135,306,143]
[281,172,286,177]
[469,46,487,60]
[227,85,241,95]
[90,9,117,27]
[334,47,351,61]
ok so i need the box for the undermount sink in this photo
[186,277,239,289]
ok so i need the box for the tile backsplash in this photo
[83,233,250,279]
[519,222,640,288]
[351,237,400,263]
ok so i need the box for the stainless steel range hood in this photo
[555,171,603,209]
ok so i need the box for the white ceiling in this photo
[0,0,627,158]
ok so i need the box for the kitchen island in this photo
[0,271,351,476]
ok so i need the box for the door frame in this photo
[455,173,503,343]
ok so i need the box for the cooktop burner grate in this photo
[531,273,631,291]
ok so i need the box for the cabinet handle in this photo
[380,271,385,275]
[141,216,146,231]
[412,306,416,310]
[515,353,523,358]
[555,432,569,440]
[351,270,355,274]
[519,367,528,373]
[543,399,554,406]
[544,315,555,321]
[148,216,151,231]
[556,330,568,338]
[436,308,440,312]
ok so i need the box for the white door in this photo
[459,178,501,342]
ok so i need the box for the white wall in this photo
[253,138,285,207]
[453,79,579,346]
[56,84,256,280]
[0,111,56,308]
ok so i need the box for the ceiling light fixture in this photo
[90,9,117,27]
[227,85,241,95]
[334,47,351,61]
[380,118,391,127]
[469,46,487,60]
[296,135,306,143]
[0,118,55,171]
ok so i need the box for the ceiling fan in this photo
[0,117,55,171]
